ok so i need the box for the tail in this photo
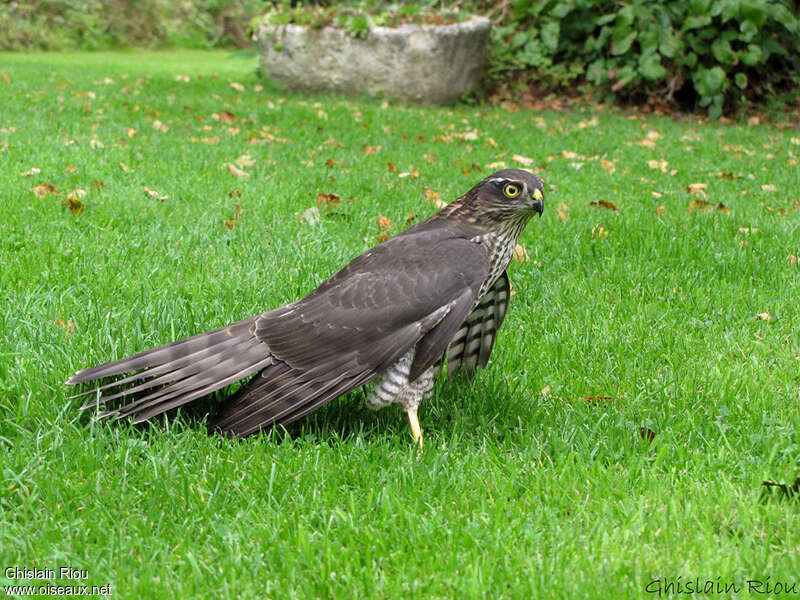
[67,316,273,423]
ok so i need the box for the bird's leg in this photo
[406,406,423,448]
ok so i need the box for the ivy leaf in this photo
[734,72,748,89]
[740,43,763,66]
[611,31,636,55]
[694,66,726,97]
[683,15,711,30]
[639,52,666,81]
[659,34,682,58]
[711,38,736,64]
[541,21,560,51]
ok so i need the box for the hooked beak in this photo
[530,187,544,217]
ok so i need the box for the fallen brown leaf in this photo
[755,311,772,322]
[405,214,416,225]
[512,244,529,262]
[229,82,245,92]
[655,205,666,216]
[152,120,169,133]
[688,199,729,214]
[30,183,59,197]
[119,161,131,172]
[220,110,236,123]
[91,180,104,190]
[601,159,616,175]
[1,73,11,83]
[377,215,393,242]
[512,154,535,166]
[224,204,242,229]
[589,199,617,211]
[227,163,249,178]
[316,192,340,207]
[761,184,777,192]
[386,162,396,173]
[143,186,168,200]
[639,427,656,443]
[234,154,255,168]
[687,183,708,195]
[325,158,336,168]
[20,168,40,177]
[54,318,75,337]
[296,206,320,226]
[583,395,612,404]
[425,189,447,209]
[63,189,85,215]
[65,165,78,174]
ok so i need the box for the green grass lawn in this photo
[1,50,799,598]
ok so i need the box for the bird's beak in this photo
[529,188,544,217]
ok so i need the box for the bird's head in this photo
[464,169,544,223]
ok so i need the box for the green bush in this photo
[489,0,800,116]
[0,0,269,50]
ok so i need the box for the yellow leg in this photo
[406,406,423,448]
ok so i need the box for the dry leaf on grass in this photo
[687,183,708,195]
[54,318,75,337]
[234,154,255,168]
[589,200,617,211]
[655,205,666,216]
[688,199,729,214]
[639,427,656,443]
[296,206,320,226]
[63,189,86,215]
[316,192,340,207]
[219,110,235,123]
[425,189,447,209]
[118,161,131,172]
[512,154,535,166]
[647,159,668,173]
[227,163,249,178]
[377,215,393,242]
[20,168,40,177]
[229,82,245,92]
[761,184,777,192]
[143,186,168,201]
[30,183,59,197]
[152,120,169,133]
[755,311,772,322]
[512,244,529,262]
[224,204,242,229]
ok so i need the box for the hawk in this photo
[68,169,544,446]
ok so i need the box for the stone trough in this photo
[257,16,491,105]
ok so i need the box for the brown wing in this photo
[209,231,488,436]
[442,270,510,378]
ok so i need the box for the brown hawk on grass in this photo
[68,169,544,445]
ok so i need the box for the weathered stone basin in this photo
[257,16,491,105]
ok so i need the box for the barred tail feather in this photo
[66,316,271,422]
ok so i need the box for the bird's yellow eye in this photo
[503,183,521,198]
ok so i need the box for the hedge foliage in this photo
[489,0,800,116]
[0,0,264,50]
[2,0,799,114]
